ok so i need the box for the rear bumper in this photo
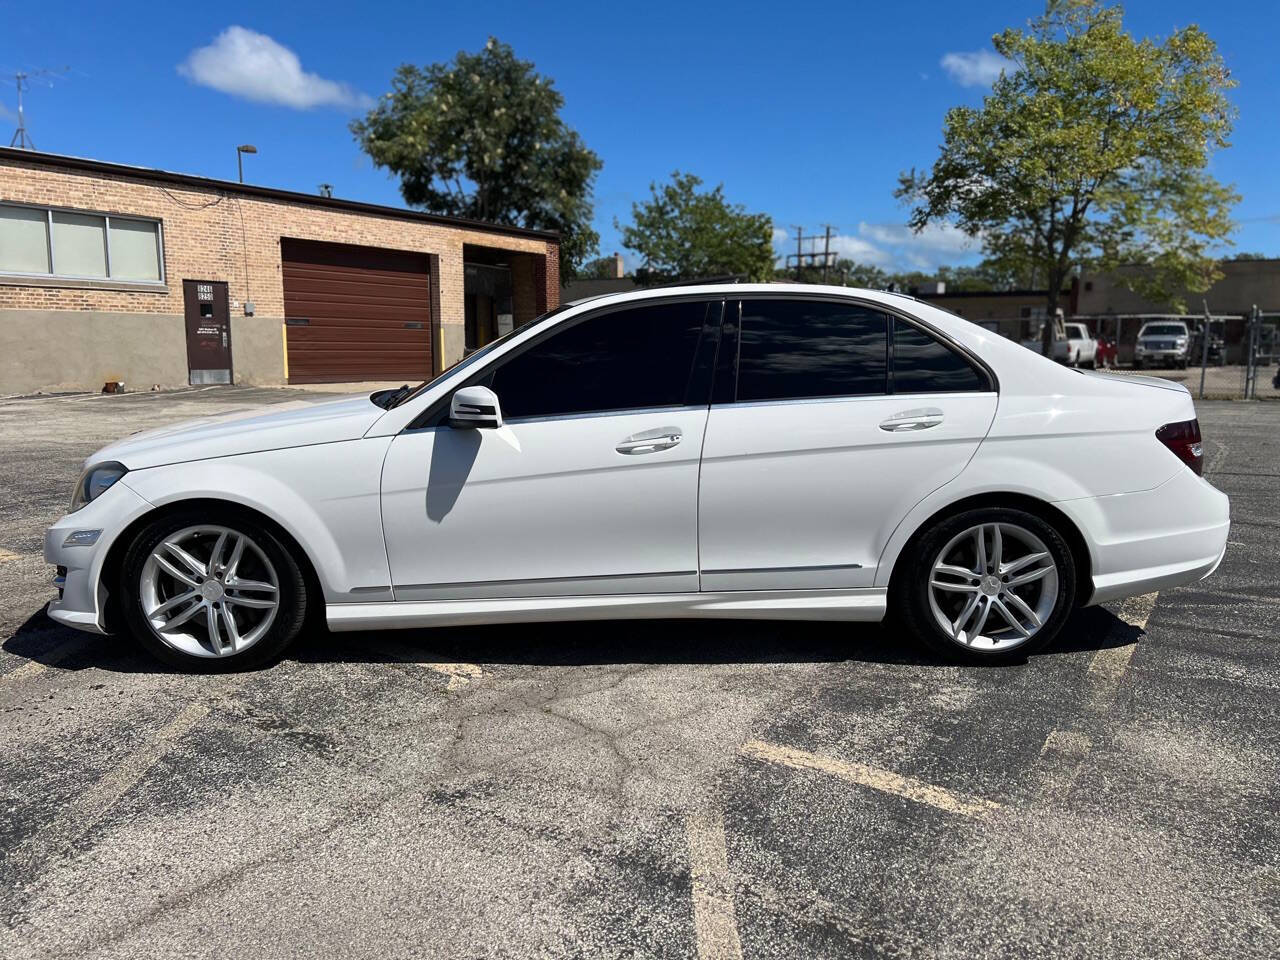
[1055,468,1230,606]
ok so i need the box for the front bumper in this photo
[1135,349,1188,365]
[44,480,153,634]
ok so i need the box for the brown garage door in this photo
[282,238,432,383]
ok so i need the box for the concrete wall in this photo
[921,292,1054,323]
[0,311,291,395]
[1078,259,1280,317]
[0,153,559,394]
[0,310,188,394]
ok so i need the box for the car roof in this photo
[567,282,922,311]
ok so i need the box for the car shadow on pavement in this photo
[3,603,1140,675]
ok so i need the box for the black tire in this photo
[1132,360,1142,370]
[117,507,309,671]
[893,506,1077,665]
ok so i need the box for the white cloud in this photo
[179,26,374,110]
[829,234,892,266]
[859,221,977,257]
[940,50,1014,87]
[772,221,980,274]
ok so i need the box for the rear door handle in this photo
[879,407,944,432]
[616,427,683,455]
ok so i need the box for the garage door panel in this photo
[284,285,430,307]
[282,238,432,383]
[288,329,428,346]
[285,303,432,323]
[282,271,432,296]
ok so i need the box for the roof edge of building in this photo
[0,146,559,244]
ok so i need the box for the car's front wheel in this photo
[895,507,1076,664]
[118,509,308,670]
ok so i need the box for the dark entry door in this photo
[183,280,233,384]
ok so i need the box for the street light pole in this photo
[236,144,258,183]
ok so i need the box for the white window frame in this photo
[0,201,166,285]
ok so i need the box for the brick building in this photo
[0,148,560,394]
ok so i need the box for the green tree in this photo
[776,259,895,288]
[619,172,775,283]
[351,38,603,276]
[898,0,1237,354]
[578,255,624,279]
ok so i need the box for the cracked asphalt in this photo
[1,387,1277,959]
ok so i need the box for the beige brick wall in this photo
[0,156,559,393]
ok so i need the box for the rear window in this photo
[892,319,988,394]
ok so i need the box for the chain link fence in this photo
[977,311,1279,400]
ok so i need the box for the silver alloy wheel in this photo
[139,524,280,658]
[927,522,1059,652]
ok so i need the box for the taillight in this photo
[1156,419,1203,475]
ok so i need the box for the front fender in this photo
[122,439,394,603]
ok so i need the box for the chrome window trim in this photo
[0,200,165,285]
[502,402,710,427]
[711,390,997,412]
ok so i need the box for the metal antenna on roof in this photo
[8,67,68,149]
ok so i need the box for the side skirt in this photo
[326,588,888,632]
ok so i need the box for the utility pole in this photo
[792,226,804,281]
[820,224,837,283]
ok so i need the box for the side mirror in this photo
[449,385,503,429]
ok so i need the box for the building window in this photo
[0,203,163,283]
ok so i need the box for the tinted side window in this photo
[736,300,888,402]
[490,300,712,419]
[892,319,987,393]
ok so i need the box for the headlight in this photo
[71,462,128,512]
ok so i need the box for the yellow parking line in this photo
[373,640,485,690]
[742,740,1002,821]
[686,805,744,960]
[8,700,211,875]
[1087,592,1157,703]
[2,636,87,681]
[0,547,21,562]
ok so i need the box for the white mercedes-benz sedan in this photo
[44,285,1229,670]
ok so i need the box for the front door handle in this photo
[879,407,944,432]
[616,427,683,455]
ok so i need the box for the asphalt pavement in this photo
[0,387,1276,959]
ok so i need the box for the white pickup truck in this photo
[1020,318,1097,367]
[1062,322,1098,368]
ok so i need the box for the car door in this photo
[698,297,998,592]
[379,298,721,600]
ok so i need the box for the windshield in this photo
[381,303,578,409]
[1141,324,1187,337]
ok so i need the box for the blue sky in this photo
[4,0,1277,272]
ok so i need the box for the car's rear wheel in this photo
[895,507,1076,664]
[118,509,308,671]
